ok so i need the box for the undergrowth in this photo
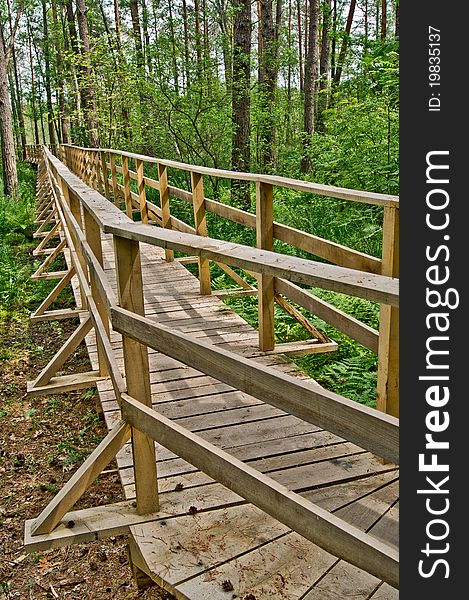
[168,185,384,408]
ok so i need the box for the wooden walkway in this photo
[77,235,399,600]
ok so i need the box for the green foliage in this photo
[0,163,40,314]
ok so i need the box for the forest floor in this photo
[0,303,174,599]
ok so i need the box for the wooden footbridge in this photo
[23,144,399,599]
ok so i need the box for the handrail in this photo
[26,145,400,589]
[60,143,399,208]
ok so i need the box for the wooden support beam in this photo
[30,308,88,323]
[24,500,161,552]
[32,239,67,278]
[114,235,159,514]
[190,172,211,294]
[33,222,61,255]
[27,371,105,397]
[136,159,148,224]
[122,394,399,589]
[377,207,399,417]
[256,181,275,351]
[275,278,379,353]
[214,261,256,291]
[157,163,174,261]
[31,268,76,317]
[32,316,93,387]
[31,270,69,281]
[264,340,338,356]
[30,421,131,535]
[274,293,330,343]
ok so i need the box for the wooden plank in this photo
[275,278,379,352]
[30,308,88,323]
[377,207,399,417]
[274,221,382,273]
[133,472,398,594]
[102,223,399,307]
[100,150,111,200]
[114,235,159,514]
[109,152,120,207]
[157,163,174,261]
[24,500,161,552]
[256,181,275,351]
[26,370,104,397]
[112,307,399,463]
[121,394,399,588]
[30,421,131,535]
[267,340,338,356]
[136,159,148,224]
[191,171,211,295]
[83,207,109,377]
[302,562,380,599]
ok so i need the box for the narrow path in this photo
[72,234,399,600]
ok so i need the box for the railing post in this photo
[190,171,211,295]
[376,206,399,418]
[114,234,159,514]
[157,163,174,262]
[64,186,89,311]
[109,153,120,207]
[256,181,275,351]
[136,159,148,224]
[121,155,133,219]
[83,206,109,376]
[100,151,111,201]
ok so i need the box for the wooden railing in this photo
[26,142,399,416]
[24,145,399,588]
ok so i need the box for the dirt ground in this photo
[0,315,174,600]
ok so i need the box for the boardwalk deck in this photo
[71,235,399,600]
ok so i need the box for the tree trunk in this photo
[297,0,303,91]
[333,0,356,86]
[141,0,152,73]
[130,0,144,74]
[181,0,190,87]
[0,22,18,197]
[381,0,386,39]
[167,0,179,94]
[364,0,368,44]
[258,0,280,172]
[76,0,100,146]
[113,0,131,140]
[330,0,336,80]
[64,0,83,138]
[215,0,232,91]
[395,0,399,38]
[231,0,251,208]
[316,0,330,131]
[51,0,69,143]
[301,0,319,173]
[194,0,203,77]
[42,0,56,146]
[27,19,40,145]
